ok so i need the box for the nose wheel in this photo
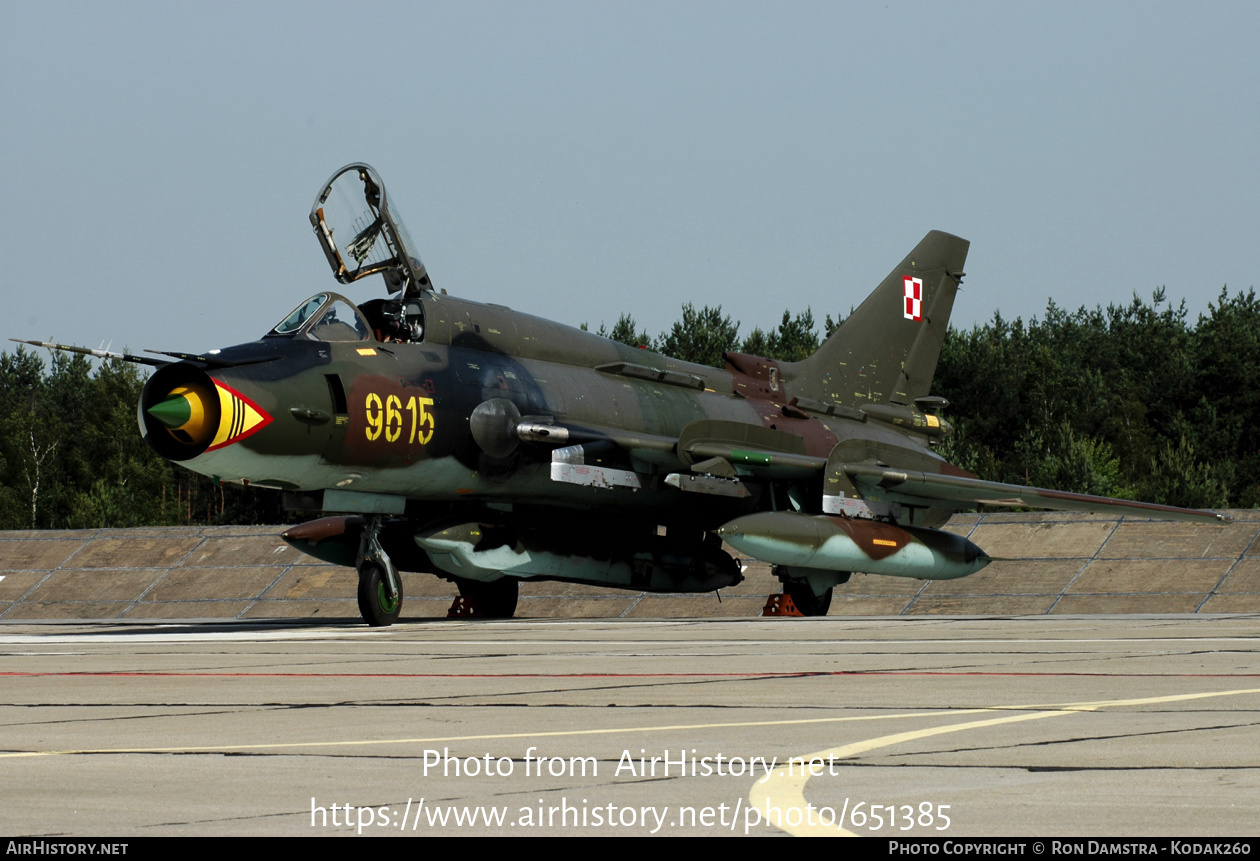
[357,561,402,626]
[357,516,403,626]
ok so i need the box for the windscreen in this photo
[271,294,329,334]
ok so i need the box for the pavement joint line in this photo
[124,531,211,617]
[1046,514,1122,614]
[0,529,100,620]
[750,686,1260,837]
[244,549,302,620]
[617,593,649,618]
[5,688,1258,762]
[3,630,1259,645]
[1196,522,1260,613]
[6,670,1260,678]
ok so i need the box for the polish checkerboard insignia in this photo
[903,276,923,321]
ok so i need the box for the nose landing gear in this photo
[357,561,402,626]
[357,516,403,626]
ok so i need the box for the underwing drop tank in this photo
[717,512,990,580]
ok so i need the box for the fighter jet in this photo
[16,164,1230,625]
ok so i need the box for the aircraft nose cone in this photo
[147,394,192,428]
[146,385,215,445]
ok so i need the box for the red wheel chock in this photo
[761,593,804,617]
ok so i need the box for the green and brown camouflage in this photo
[14,163,1231,625]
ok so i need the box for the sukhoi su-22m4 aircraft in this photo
[17,164,1231,625]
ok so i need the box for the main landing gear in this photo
[770,566,851,617]
[357,516,403,626]
[783,579,833,617]
[449,577,519,619]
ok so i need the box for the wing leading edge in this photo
[843,463,1233,524]
[528,417,1230,524]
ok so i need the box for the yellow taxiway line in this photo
[749,688,1260,837]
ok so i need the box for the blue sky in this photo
[4,1,1257,355]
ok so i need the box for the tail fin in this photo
[787,230,969,407]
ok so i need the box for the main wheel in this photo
[784,580,833,617]
[455,578,519,618]
[357,562,402,627]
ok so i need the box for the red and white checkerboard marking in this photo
[903,276,923,321]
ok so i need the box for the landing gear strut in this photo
[357,516,402,626]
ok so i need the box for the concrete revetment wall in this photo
[1,511,1257,620]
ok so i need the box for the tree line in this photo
[597,288,1256,510]
[0,287,1254,528]
[0,351,284,529]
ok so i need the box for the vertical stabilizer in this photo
[786,230,969,407]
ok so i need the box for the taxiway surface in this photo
[2,615,1258,836]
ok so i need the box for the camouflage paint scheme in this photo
[23,164,1228,624]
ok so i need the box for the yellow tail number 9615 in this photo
[365,394,435,444]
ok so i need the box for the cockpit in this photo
[297,164,433,346]
[267,292,425,344]
[358,297,425,343]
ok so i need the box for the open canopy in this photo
[310,163,431,297]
